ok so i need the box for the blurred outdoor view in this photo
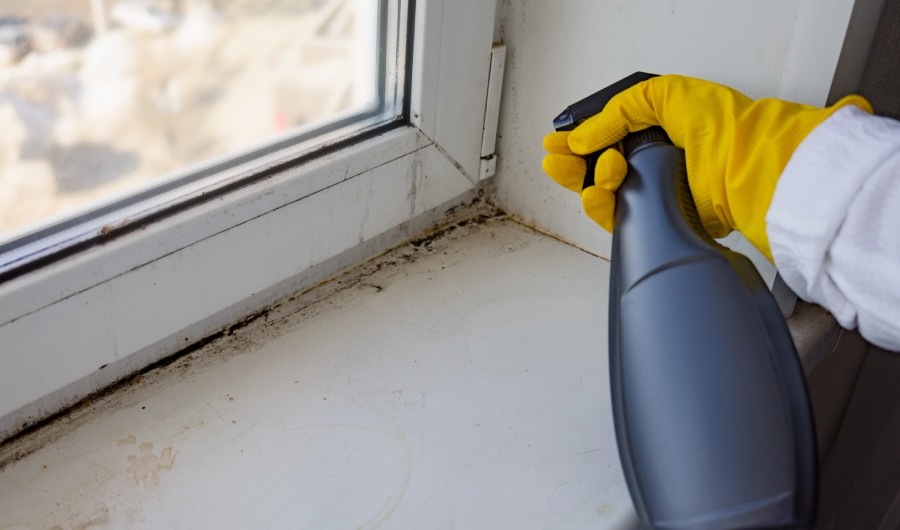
[0,0,377,240]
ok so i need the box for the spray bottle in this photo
[554,73,817,529]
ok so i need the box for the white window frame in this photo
[0,0,499,440]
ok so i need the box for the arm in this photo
[543,75,900,350]
[768,105,900,351]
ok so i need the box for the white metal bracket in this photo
[479,44,506,179]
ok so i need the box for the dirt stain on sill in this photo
[0,200,512,471]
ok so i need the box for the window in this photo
[0,0,407,279]
[0,0,499,440]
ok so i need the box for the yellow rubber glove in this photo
[542,75,871,261]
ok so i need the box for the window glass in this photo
[0,0,393,245]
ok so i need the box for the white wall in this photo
[491,0,859,258]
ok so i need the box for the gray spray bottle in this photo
[555,73,817,530]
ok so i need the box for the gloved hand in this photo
[542,75,871,260]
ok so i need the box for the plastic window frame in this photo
[0,0,499,441]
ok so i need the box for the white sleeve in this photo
[766,105,900,352]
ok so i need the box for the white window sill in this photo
[0,206,637,529]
